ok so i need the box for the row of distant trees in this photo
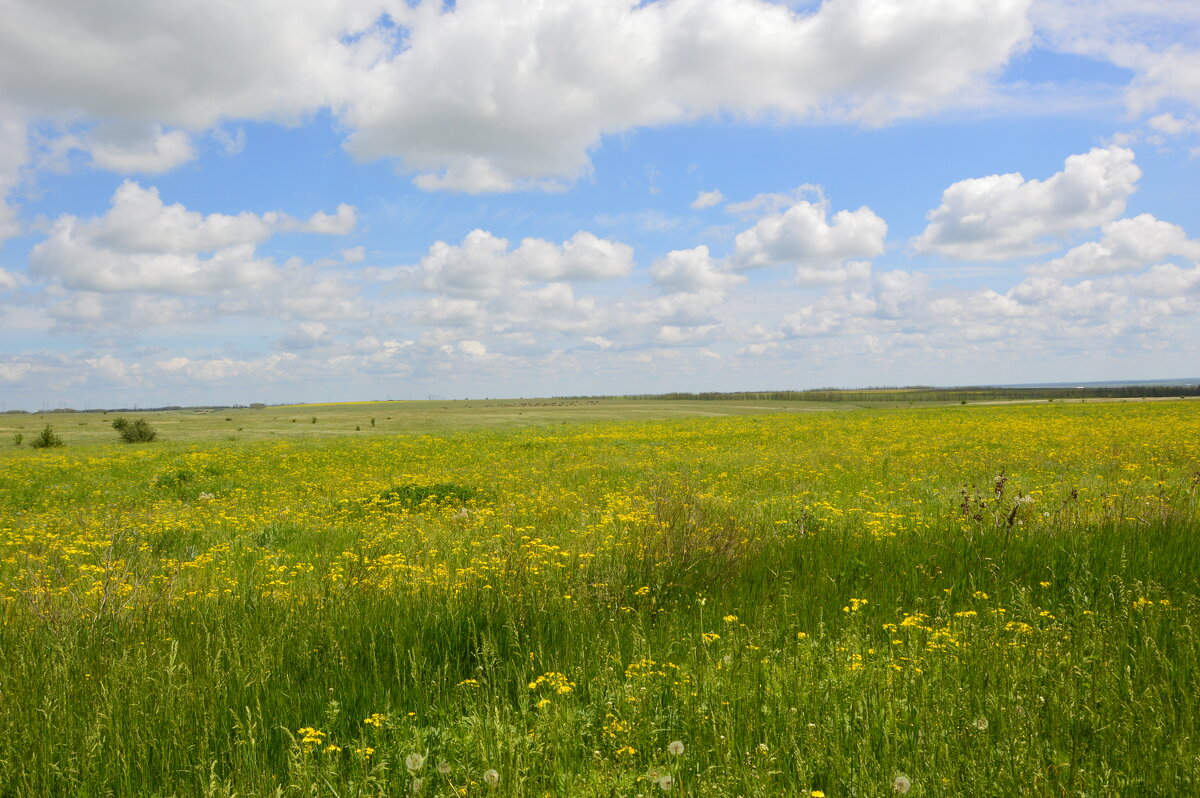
[596,385,1200,403]
[14,417,157,449]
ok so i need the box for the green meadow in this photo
[1,398,1198,796]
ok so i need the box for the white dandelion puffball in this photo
[483,769,500,788]
[405,752,425,772]
[893,774,912,794]
[668,740,685,756]
[657,773,674,791]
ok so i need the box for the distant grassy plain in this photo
[1,396,857,446]
[1,398,1198,796]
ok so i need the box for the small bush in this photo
[112,417,158,443]
[11,432,22,446]
[29,424,64,449]
[375,483,481,510]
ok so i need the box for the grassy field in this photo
[1,397,857,446]
[1,399,1198,796]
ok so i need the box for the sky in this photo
[2,0,1200,409]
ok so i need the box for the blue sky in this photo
[2,0,1199,408]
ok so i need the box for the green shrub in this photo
[112,416,158,443]
[29,424,64,449]
[375,483,481,510]
[11,432,22,446]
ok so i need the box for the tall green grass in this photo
[0,402,1197,796]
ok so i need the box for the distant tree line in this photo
[554,384,1200,403]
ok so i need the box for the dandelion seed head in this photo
[405,752,426,771]
[893,774,912,794]
[483,768,500,788]
[657,773,674,791]
[667,740,685,756]
[437,760,451,775]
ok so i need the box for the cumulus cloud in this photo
[83,123,195,174]
[342,0,1033,190]
[458,340,488,356]
[417,229,634,297]
[634,289,730,329]
[0,0,392,129]
[772,258,1200,355]
[1032,2,1200,113]
[913,146,1142,261]
[731,197,887,275]
[157,353,301,382]
[300,204,357,235]
[0,0,1036,193]
[691,189,724,210]
[279,322,333,350]
[1032,214,1200,278]
[29,181,356,294]
[1148,113,1200,137]
[650,246,744,293]
[0,117,26,241]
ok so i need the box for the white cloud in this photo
[767,253,1200,365]
[1032,2,1200,112]
[0,0,1036,194]
[0,0,393,129]
[274,276,367,322]
[913,146,1141,261]
[650,246,744,293]
[634,289,729,328]
[410,297,481,328]
[793,260,873,285]
[83,123,195,174]
[300,204,357,235]
[418,229,634,297]
[691,189,724,210]
[74,181,275,253]
[279,322,333,350]
[412,158,527,194]
[458,340,488,356]
[0,117,26,241]
[34,237,279,295]
[157,353,301,382]
[1032,214,1200,278]
[1108,262,1200,299]
[29,181,356,294]
[725,185,823,217]
[658,324,719,346]
[0,266,19,292]
[1128,47,1200,112]
[731,197,887,274]
[1148,113,1200,137]
[342,0,1034,191]
[0,357,53,384]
